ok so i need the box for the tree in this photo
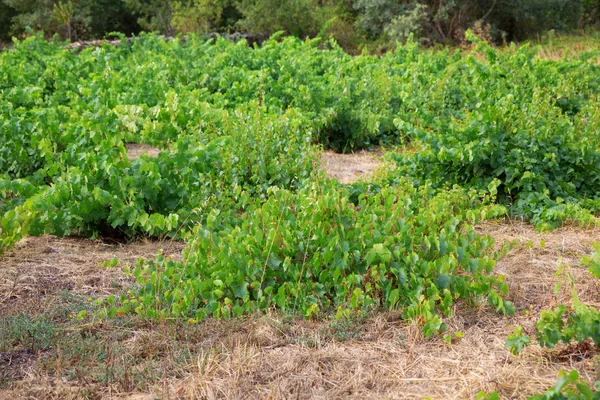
[88,0,141,38]
[172,0,223,34]
[3,0,56,36]
[123,0,175,35]
[0,2,17,41]
[483,0,585,40]
[384,3,428,43]
[237,0,322,38]
[2,0,93,40]
[352,0,403,38]
[52,1,74,40]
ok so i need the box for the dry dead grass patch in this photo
[0,235,185,314]
[172,315,596,400]
[125,144,162,161]
[0,220,598,399]
[320,150,383,184]
[477,220,600,308]
[534,42,600,62]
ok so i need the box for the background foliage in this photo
[1,0,600,49]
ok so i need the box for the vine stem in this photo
[294,224,314,310]
[260,213,282,290]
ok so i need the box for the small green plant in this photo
[443,330,464,344]
[328,316,364,341]
[0,314,57,353]
[476,392,500,400]
[505,326,531,355]
[528,370,599,400]
[536,295,600,349]
[581,242,600,279]
[554,259,576,296]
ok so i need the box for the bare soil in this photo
[0,220,598,399]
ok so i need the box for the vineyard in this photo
[1,32,600,398]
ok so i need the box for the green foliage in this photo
[123,0,175,34]
[390,34,600,229]
[476,392,500,400]
[384,3,428,44]
[528,370,600,400]
[1,0,140,41]
[3,0,57,36]
[237,0,322,38]
[0,33,597,335]
[87,0,140,37]
[506,245,600,357]
[352,0,403,38]
[52,1,75,40]
[581,242,600,278]
[491,0,586,40]
[583,0,600,28]
[2,0,598,46]
[351,0,592,45]
[124,0,232,35]
[536,295,600,348]
[0,2,18,41]
[3,0,94,40]
[171,0,223,34]
[505,325,531,355]
[121,180,512,330]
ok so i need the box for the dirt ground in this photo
[320,150,383,184]
[0,220,598,399]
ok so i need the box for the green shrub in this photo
[389,34,600,229]
[119,180,512,332]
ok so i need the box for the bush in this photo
[390,34,600,229]
[236,0,322,38]
[171,0,223,34]
[123,180,511,331]
[352,0,402,38]
[384,3,428,43]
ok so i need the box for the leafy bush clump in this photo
[1,104,317,250]
[119,181,512,334]
[390,34,600,229]
[536,297,600,349]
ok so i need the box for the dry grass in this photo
[320,150,383,184]
[0,220,599,399]
[0,235,185,314]
[478,220,600,308]
[535,45,600,61]
[172,311,597,400]
[531,34,600,61]
[126,144,162,161]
